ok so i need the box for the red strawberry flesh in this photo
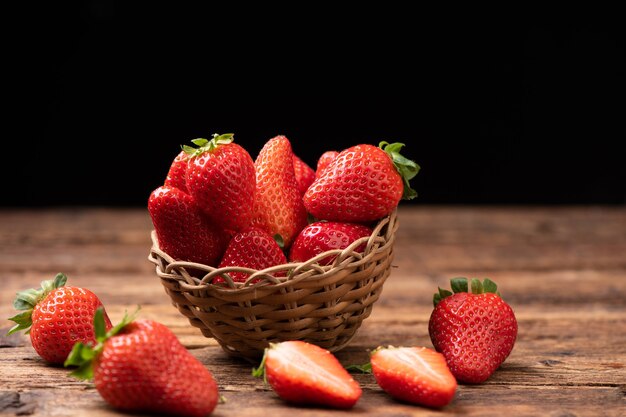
[371,346,457,408]
[262,341,362,409]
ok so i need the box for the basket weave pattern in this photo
[148,210,398,359]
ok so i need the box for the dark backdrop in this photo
[4,6,625,206]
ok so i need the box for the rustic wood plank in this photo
[0,207,625,416]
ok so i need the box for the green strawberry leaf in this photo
[471,278,484,294]
[252,346,269,383]
[65,342,96,380]
[345,362,372,374]
[435,277,505,306]
[6,311,33,335]
[482,278,498,294]
[65,306,139,381]
[379,141,420,200]
[450,277,469,293]
[273,234,285,250]
[94,308,107,342]
[191,138,209,147]
[433,292,442,307]
[182,133,235,157]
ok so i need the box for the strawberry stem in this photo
[433,277,502,306]
[7,273,68,335]
[182,133,235,157]
[252,345,272,383]
[379,141,420,200]
[64,306,140,380]
[345,363,372,374]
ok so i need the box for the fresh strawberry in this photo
[429,278,518,383]
[292,154,316,196]
[7,273,112,364]
[253,341,362,409]
[184,133,256,232]
[65,309,218,417]
[251,136,308,248]
[369,346,457,407]
[315,150,338,177]
[304,142,420,222]
[289,221,372,265]
[217,227,287,283]
[148,186,226,266]
[164,150,189,192]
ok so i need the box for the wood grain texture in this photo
[1,206,625,416]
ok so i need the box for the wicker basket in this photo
[148,209,398,360]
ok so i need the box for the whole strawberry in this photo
[149,186,226,266]
[253,341,362,409]
[292,154,316,196]
[304,142,420,222]
[251,136,308,247]
[185,133,256,232]
[164,150,189,192]
[370,346,457,407]
[315,150,338,178]
[289,221,372,265]
[217,227,287,283]
[429,278,518,383]
[65,309,219,417]
[7,273,112,364]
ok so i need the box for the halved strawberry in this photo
[370,346,457,408]
[253,341,362,409]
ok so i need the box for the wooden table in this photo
[1,207,625,416]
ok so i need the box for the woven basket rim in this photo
[148,209,398,292]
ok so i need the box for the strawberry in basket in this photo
[184,133,257,232]
[304,142,420,223]
[289,221,372,265]
[251,135,308,248]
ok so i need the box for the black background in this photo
[4,5,625,206]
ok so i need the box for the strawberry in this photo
[164,150,189,192]
[429,278,518,383]
[304,142,420,222]
[65,309,219,417]
[315,150,338,177]
[148,186,226,266]
[217,227,287,283]
[253,341,362,409]
[369,346,457,407]
[184,133,256,232]
[289,221,372,265]
[251,136,308,248]
[7,273,112,364]
[292,154,316,196]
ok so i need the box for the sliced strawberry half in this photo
[253,341,362,409]
[370,346,457,408]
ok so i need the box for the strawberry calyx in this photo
[182,133,235,157]
[64,306,139,380]
[379,141,420,200]
[251,343,274,383]
[433,277,501,307]
[7,273,68,335]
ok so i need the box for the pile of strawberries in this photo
[148,133,420,279]
[8,274,517,415]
